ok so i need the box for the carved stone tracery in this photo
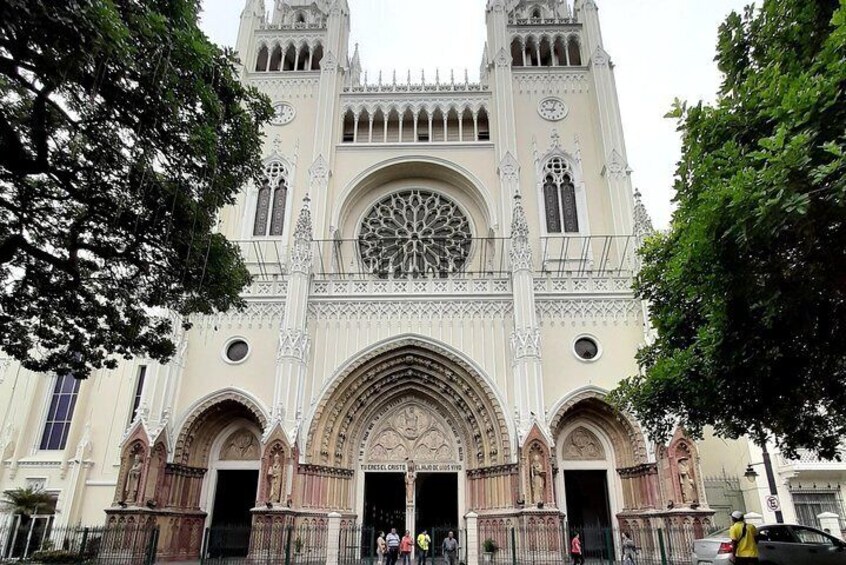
[358,190,472,278]
[366,403,457,462]
[562,426,605,460]
[307,339,511,469]
[219,429,260,461]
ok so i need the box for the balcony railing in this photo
[232,235,636,280]
[312,237,510,278]
[539,235,635,277]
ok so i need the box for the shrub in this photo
[482,538,498,553]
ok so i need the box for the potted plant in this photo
[482,538,498,563]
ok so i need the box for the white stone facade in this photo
[0,0,732,559]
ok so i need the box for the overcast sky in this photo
[199,0,748,229]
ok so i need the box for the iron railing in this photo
[0,519,158,564]
[200,523,328,565]
[233,235,636,281]
[539,235,635,277]
[312,238,510,278]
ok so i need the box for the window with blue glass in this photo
[39,374,81,450]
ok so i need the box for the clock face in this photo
[270,103,296,126]
[538,98,568,121]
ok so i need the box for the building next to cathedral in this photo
[2,0,843,561]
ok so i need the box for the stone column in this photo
[465,512,479,565]
[273,200,313,433]
[819,512,842,539]
[327,512,342,565]
[509,194,544,433]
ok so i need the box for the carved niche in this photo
[116,440,147,506]
[366,404,457,463]
[659,430,703,508]
[562,426,606,461]
[258,427,291,507]
[219,429,260,461]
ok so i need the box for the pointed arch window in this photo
[542,157,579,233]
[253,161,289,237]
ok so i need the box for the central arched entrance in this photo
[305,337,514,537]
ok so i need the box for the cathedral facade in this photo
[0,0,715,560]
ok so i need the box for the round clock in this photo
[538,97,568,122]
[270,102,296,126]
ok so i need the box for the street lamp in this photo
[744,442,784,524]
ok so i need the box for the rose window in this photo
[358,190,472,277]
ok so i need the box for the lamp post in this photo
[744,442,784,524]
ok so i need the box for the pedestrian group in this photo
[376,528,457,565]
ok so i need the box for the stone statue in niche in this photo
[405,460,416,506]
[678,457,696,504]
[124,453,143,503]
[530,452,546,505]
[267,452,284,504]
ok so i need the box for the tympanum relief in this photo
[219,429,260,461]
[366,404,457,462]
[562,426,606,461]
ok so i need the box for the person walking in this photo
[377,532,387,565]
[570,532,584,565]
[730,511,759,564]
[386,528,401,565]
[442,531,459,565]
[400,530,413,565]
[621,532,637,565]
[416,529,431,565]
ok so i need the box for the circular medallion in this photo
[538,97,568,121]
[270,102,296,126]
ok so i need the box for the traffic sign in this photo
[766,495,781,512]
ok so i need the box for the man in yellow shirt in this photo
[729,511,759,564]
[416,530,431,565]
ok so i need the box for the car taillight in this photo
[717,542,733,554]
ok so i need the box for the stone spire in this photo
[290,197,313,274]
[633,188,655,239]
[241,0,266,19]
[509,193,532,272]
[348,43,362,86]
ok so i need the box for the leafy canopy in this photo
[612,0,846,458]
[0,0,272,378]
[1,487,56,516]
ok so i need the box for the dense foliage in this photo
[0,0,272,378]
[0,487,56,515]
[613,0,846,457]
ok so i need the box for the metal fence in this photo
[0,519,157,564]
[200,523,328,565]
[477,523,706,565]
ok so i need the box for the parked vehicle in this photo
[692,523,846,564]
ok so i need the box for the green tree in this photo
[0,0,272,378]
[612,0,846,458]
[1,487,56,516]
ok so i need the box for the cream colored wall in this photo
[540,320,642,409]
[174,322,280,420]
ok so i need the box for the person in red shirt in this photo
[570,532,584,565]
[400,530,414,565]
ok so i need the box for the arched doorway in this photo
[201,421,262,558]
[304,338,513,539]
[169,393,268,559]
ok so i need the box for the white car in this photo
[691,523,846,564]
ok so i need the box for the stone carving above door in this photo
[562,426,605,460]
[219,429,260,461]
[366,404,457,462]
